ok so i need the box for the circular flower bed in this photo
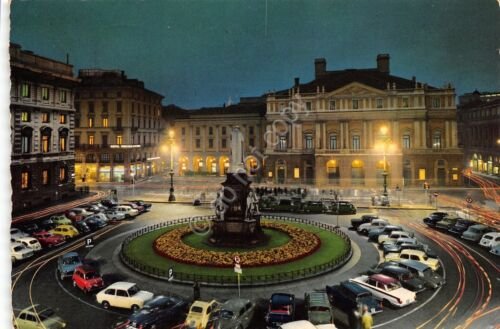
[153,222,321,267]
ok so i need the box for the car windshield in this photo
[386,282,401,290]
[13,245,24,251]
[309,306,330,312]
[63,256,80,265]
[220,309,234,319]
[29,240,38,245]
[85,272,99,279]
[127,285,140,295]
[356,292,371,302]
[191,306,203,313]
[38,308,55,320]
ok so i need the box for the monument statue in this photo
[209,126,263,246]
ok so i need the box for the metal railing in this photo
[120,215,352,286]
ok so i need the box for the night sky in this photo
[9,0,500,108]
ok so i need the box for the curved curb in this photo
[119,215,353,287]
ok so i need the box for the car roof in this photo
[305,292,330,307]
[382,265,410,274]
[483,232,500,237]
[399,259,430,270]
[401,249,425,255]
[271,293,295,304]
[11,242,24,248]
[107,281,136,289]
[468,224,488,230]
[370,274,399,284]
[192,300,217,308]
[75,264,98,273]
[221,298,251,310]
[279,320,317,329]
[62,252,79,258]
[340,281,370,295]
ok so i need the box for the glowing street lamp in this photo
[379,126,395,197]
[168,130,176,202]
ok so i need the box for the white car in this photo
[378,231,413,245]
[13,236,42,251]
[114,206,139,218]
[96,281,153,311]
[68,207,94,218]
[279,320,337,329]
[10,227,29,240]
[104,209,127,221]
[88,212,110,223]
[11,242,34,262]
[479,232,500,249]
[357,219,388,235]
[349,274,416,308]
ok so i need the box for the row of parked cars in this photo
[10,199,151,264]
[423,211,499,255]
[259,196,357,215]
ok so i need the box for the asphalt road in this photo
[11,204,500,329]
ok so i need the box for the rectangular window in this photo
[376,98,383,108]
[329,100,336,110]
[452,174,458,181]
[352,135,361,150]
[88,135,94,145]
[21,83,30,98]
[294,168,300,179]
[329,135,337,150]
[432,97,440,108]
[433,134,442,149]
[116,117,122,128]
[208,139,213,148]
[222,127,226,135]
[196,127,200,136]
[402,97,409,108]
[100,153,110,162]
[74,136,80,148]
[352,99,359,109]
[195,139,201,148]
[419,169,426,180]
[305,134,313,149]
[249,126,254,135]
[116,101,122,113]
[209,127,213,135]
[60,90,67,103]
[21,172,29,189]
[42,135,50,152]
[305,101,312,111]
[102,135,108,146]
[59,136,67,151]
[59,167,67,182]
[42,169,49,186]
[116,135,123,145]
[41,87,49,100]
[88,117,94,128]
[102,118,109,128]
[102,101,108,113]
[59,114,67,124]
[221,138,227,148]
[249,138,255,146]
[88,102,94,113]
[403,135,411,149]
[21,111,30,122]
[279,136,287,150]
[42,112,50,123]
[21,135,31,153]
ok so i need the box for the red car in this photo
[32,230,65,248]
[72,265,105,293]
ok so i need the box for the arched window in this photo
[21,126,33,153]
[59,128,69,152]
[40,127,52,153]
[432,131,442,149]
[329,134,338,150]
[59,165,68,183]
[304,132,314,150]
[402,133,411,149]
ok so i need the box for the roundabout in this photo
[121,215,352,285]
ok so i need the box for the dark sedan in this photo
[119,295,188,329]
[379,266,426,293]
[423,212,449,227]
[350,214,379,230]
[84,216,107,231]
[448,219,478,236]
[130,200,152,211]
[367,225,402,242]
[435,217,460,231]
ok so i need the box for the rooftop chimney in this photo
[314,58,326,78]
[377,54,390,74]
[294,77,300,87]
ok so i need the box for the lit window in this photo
[419,169,426,180]
[294,168,300,178]
[60,91,67,103]
[279,136,287,150]
[21,83,30,98]
[59,135,67,151]
[42,112,50,123]
[329,100,336,110]
[116,135,123,145]
[42,87,49,100]
[42,169,49,185]
[452,174,458,181]
[433,132,442,149]
[42,135,50,152]
[59,114,67,124]
[88,135,95,145]
[102,118,109,128]
[59,166,67,183]
[88,117,94,128]
[21,171,30,189]
[21,112,30,122]
[352,99,359,109]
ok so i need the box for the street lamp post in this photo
[380,126,390,197]
[131,172,135,197]
[168,130,176,202]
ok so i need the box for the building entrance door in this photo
[277,166,286,184]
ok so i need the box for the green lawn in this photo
[123,221,349,281]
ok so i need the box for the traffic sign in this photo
[234,264,242,274]
[466,196,473,203]
[85,237,94,248]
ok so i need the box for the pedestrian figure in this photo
[361,304,373,329]
[193,281,200,301]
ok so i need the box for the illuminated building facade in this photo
[74,70,164,183]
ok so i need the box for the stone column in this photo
[414,121,420,148]
[315,123,321,149]
[421,121,427,148]
[322,122,327,150]
[451,121,457,147]
[297,123,303,149]
[363,121,368,149]
[340,123,344,149]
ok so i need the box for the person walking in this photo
[361,304,373,329]
[193,281,200,301]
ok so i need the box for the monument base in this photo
[209,216,266,247]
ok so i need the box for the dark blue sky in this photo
[10,0,500,108]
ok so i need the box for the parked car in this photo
[382,239,436,258]
[65,208,93,221]
[434,217,459,231]
[304,291,333,325]
[184,299,219,329]
[57,252,83,280]
[39,218,58,230]
[367,225,403,241]
[84,216,108,231]
[259,196,279,211]
[448,219,478,236]
[114,205,139,218]
[73,221,91,234]
[72,265,105,293]
[90,201,109,211]
[461,224,492,242]
[490,244,500,256]
[14,304,66,329]
[32,231,66,248]
[357,219,389,235]
[121,202,145,213]
[49,214,73,226]
[96,282,154,311]
[326,281,382,328]
[13,237,42,252]
[82,204,103,214]
[301,201,326,213]
[378,266,426,293]
[327,201,356,215]
[350,214,379,230]
[385,249,440,271]
[89,212,111,223]
[396,259,445,289]
[278,320,337,329]
[104,209,127,221]
[101,199,118,208]
[269,198,302,212]
[11,242,34,263]
[423,212,449,227]
[10,227,29,240]
[377,230,412,245]
[50,224,80,239]
[209,298,255,329]
[349,274,416,308]
[120,295,189,329]
[266,293,295,328]
[479,232,500,249]
[130,200,152,211]
[18,222,41,235]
